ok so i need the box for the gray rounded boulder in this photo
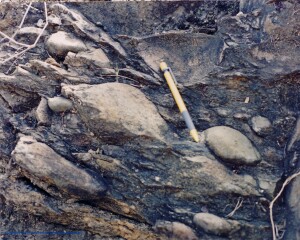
[204,126,261,165]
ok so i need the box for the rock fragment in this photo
[50,4,127,57]
[122,32,220,86]
[204,126,261,165]
[258,178,277,197]
[12,135,107,199]
[35,97,51,126]
[62,83,169,142]
[193,213,240,236]
[183,156,260,197]
[48,14,62,26]
[29,59,91,84]
[250,116,272,136]
[64,49,111,68]
[233,113,251,120]
[48,96,73,113]
[46,31,87,57]
[154,221,198,240]
[18,26,47,39]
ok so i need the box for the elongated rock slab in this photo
[12,135,107,199]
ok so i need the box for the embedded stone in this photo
[46,31,87,57]
[62,83,169,141]
[154,221,198,240]
[64,49,111,68]
[251,116,272,136]
[204,126,261,165]
[193,213,240,236]
[12,135,107,199]
[48,96,73,113]
[35,97,51,125]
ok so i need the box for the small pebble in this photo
[233,113,251,120]
[35,97,51,126]
[48,96,73,113]
[155,176,160,182]
[251,116,272,136]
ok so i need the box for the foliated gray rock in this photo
[12,135,107,199]
[48,96,73,113]
[204,126,261,165]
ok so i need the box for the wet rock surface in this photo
[0,1,299,240]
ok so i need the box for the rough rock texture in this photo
[12,135,108,200]
[0,1,299,240]
[182,156,260,197]
[62,83,170,142]
[204,126,261,165]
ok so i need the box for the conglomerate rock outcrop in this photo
[0,1,299,239]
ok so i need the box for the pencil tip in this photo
[190,129,200,143]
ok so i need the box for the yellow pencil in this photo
[160,62,200,143]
